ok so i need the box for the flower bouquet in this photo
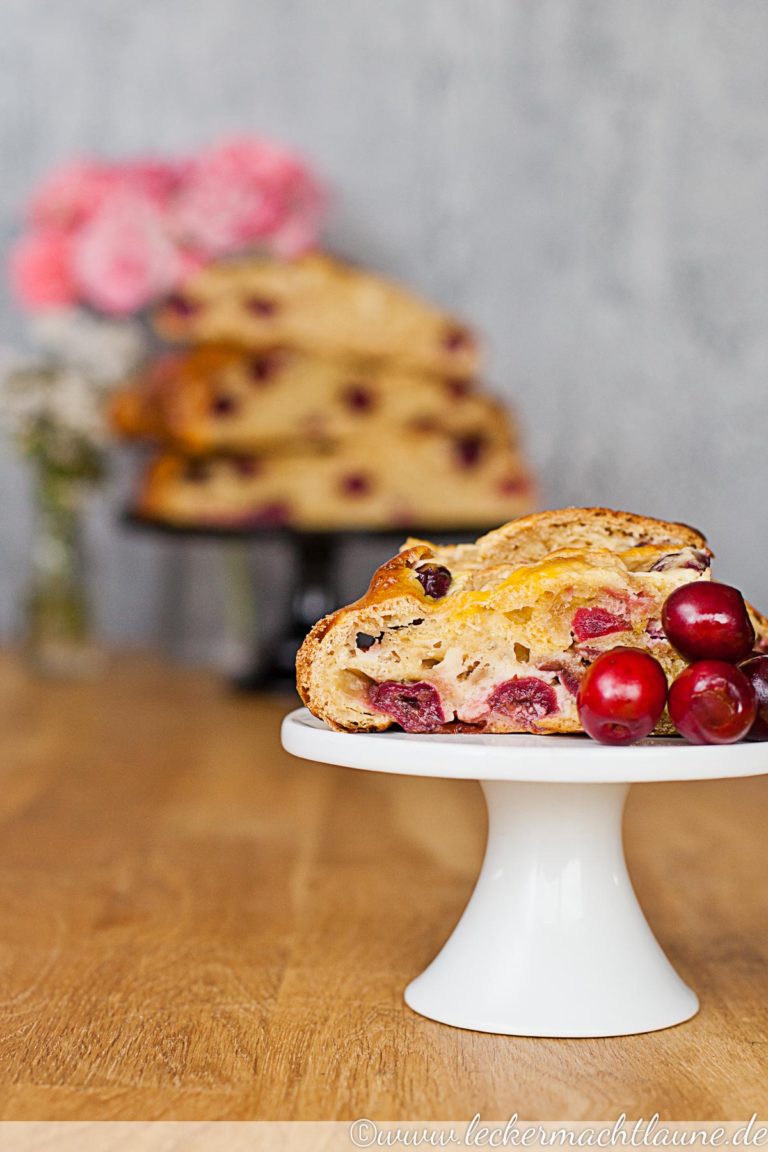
[3,136,327,674]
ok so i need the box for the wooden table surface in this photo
[0,651,766,1122]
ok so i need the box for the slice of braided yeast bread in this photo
[110,341,507,454]
[153,252,480,377]
[133,434,533,531]
[297,508,712,733]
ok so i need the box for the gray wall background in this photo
[2,0,767,661]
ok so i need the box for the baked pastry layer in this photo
[152,252,479,377]
[136,431,534,531]
[297,508,732,733]
[112,343,510,455]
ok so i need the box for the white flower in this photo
[0,363,107,446]
[47,368,108,443]
[0,363,47,434]
[0,309,147,460]
[30,308,146,383]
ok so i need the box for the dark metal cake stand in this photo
[123,513,492,691]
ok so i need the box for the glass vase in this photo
[24,462,99,677]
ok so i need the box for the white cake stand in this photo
[281,707,768,1038]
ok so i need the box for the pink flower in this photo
[28,158,184,233]
[175,246,206,282]
[268,175,327,258]
[255,150,327,256]
[27,161,117,232]
[71,192,181,315]
[9,230,77,308]
[10,139,327,316]
[172,136,326,257]
[116,159,187,208]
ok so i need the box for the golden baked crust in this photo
[112,342,510,455]
[152,252,479,376]
[110,353,184,440]
[296,508,719,734]
[748,601,768,652]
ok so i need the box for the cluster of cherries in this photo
[577,582,768,746]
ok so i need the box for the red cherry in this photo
[245,295,278,317]
[246,501,291,527]
[414,563,452,599]
[165,292,200,318]
[454,434,486,468]
[445,377,472,399]
[497,475,528,497]
[341,383,375,412]
[576,647,668,745]
[248,352,284,383]
[538,659,583,697]
[340,472,371,497]
[487,677,558,727]
[737,655,768,741]
[661,582,755,663]
[369,681,445,732]
[442,324,472,352]
[211,394,237,417]
[572,606,629,643]
[231,455,260,478]
[668,660,757,744]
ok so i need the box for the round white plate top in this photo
[281,708,768,784]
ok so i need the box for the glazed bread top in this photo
[405,506,709,575]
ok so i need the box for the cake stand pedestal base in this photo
[282,708,768,1038]
[405,779,697,1037]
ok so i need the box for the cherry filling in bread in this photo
[342,571,694,733]
[350,575,687,733]
[341,384,375,412]
[441,719,489,733]
[340,473,371,497]
[454,435,486,469]
[445,378,472,400]
[245,501,291,527]
[165,292,201,317]
[231,456,261,478]
[650,548,711,573]
[245,296,279,317]
[368,681,445,732]
[415,564,452,599]
[248,353,284,383]
[571,606,629,642]
[442,324,472,351]
[487,677,558,724]
[537,659,583,696]
[367,674,559,733]
[211,394,238,417]
[498,475,528,496]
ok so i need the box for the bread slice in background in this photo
[153,252,480,378]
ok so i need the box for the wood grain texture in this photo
[0,650,766,1121]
